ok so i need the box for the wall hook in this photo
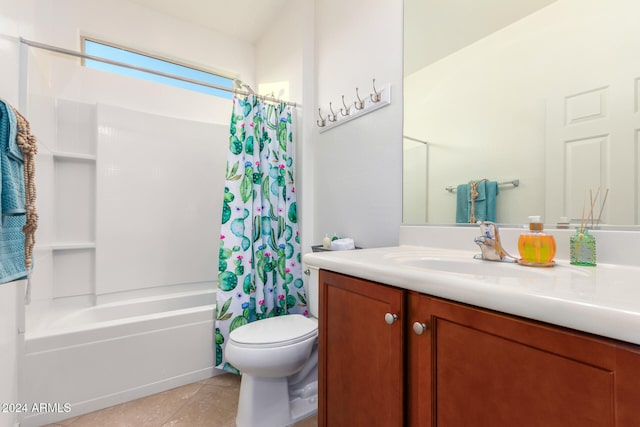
[327,102,338,122]
[354,88,365,110]
[370,78,381,103]
[340,95,351,116]
[317,108,326,127]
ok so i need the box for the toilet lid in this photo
[229,314,318,347]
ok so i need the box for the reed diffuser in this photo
[570,188,608,266]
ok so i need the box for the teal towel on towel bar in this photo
[474,180,499,222]
[1,101,25,216]
[0,99,27,284]
[0,215,26,283]
[455,184,470,223]
[455,180,499,223]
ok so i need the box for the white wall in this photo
[313,0,403,249]
[21,0,254,87]
[21,0,248,124]
[255,0,316,254]
[0,4,20,106]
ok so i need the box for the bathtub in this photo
[21,283,217,427]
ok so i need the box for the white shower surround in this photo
[20,98,227,426]
[21,56,230,424]
[95,103,223,296]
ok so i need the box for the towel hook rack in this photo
[370,78,381,103]
[340,95,351,116]
[317,108,326,127]
[327,102,338,122]
[317,78,391,132]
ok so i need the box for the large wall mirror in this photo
[403,0,640,227]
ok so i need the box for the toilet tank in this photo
[304,265,319,318]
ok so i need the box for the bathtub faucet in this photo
[473,221,516,262]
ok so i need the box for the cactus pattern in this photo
[215,96,306,374]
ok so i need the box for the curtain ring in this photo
[317,108,326,127]
[370,78,381,103]
[340,95,351,116]
[354,88,365,110]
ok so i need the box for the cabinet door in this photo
[319,271,405,427]
[408,293,640,427]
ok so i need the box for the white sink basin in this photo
[386,253,589,279]
[398,256,545,278]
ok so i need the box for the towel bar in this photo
[446,179,519,193]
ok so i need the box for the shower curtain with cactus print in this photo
[215,95,307,373]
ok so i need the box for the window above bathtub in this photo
[81,37,235,99]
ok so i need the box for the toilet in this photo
[225,265,319,427]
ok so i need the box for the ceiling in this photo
[128,0,289,44]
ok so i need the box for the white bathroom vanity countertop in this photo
[303,245,640,346]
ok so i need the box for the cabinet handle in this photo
[384,313,398,325]
[412,321,428,335]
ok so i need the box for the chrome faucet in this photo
[474,221,516,262]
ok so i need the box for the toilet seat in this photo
[229,314,318,349]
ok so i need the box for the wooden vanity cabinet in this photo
[320,270,640,427]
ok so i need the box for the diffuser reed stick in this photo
[570,187,607,266]
[580,191,586,231]
[596,188,609,226]
[585,187,600,229]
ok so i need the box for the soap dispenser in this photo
[517,216,556,266]
[322,234,331,249]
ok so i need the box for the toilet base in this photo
[289,380,318,425]
[235,375,317,427]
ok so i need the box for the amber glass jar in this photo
[518,216,556,264]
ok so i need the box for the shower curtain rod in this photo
[19,37,298,107]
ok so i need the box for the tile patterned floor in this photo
[44,374,317,427]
